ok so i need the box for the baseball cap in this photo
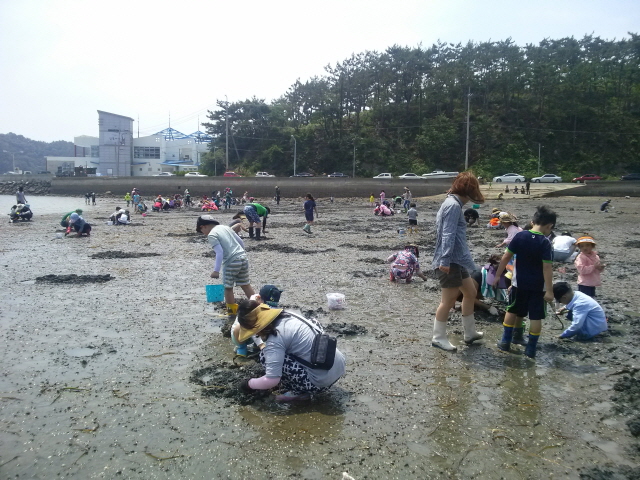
[259,284,283,306]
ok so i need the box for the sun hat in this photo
[576,235,596,246]
[499,213,514,222]
[238,304,283,342]
[491,208,500,214]
[196,215,220,233]
[259,284,283,307]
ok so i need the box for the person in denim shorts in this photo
[431,172,485,351]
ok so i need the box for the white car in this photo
[373,173,392,178]
[531,174,562,183]
[492,173,525,183]
[255,172,275,177]
[422,170,459,178]
[397,173,422,179]
[184,172,207,177]
[153,172,175,176]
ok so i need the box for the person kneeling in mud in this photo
[236,299,346,403]
[553,282,608,340]
[387,244,428,283]
[230,284,284,356]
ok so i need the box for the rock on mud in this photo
[325,322,367,335]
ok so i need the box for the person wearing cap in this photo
[431,172,485,352]
[60,209,83,228]
[574,235,605,298]
[600,199,611,213]
[495,213,522,248]
[236,299,346,403]
[387,244,428,283]
[230,285,284,356]
[553,282,607,340]
[196,215,255,315]
[493,205,557,358]
[67,212,91,237]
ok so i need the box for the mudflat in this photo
[1,189,639,479]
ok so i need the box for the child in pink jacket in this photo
[574,235,605,298]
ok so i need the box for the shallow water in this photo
[1,194,89,214]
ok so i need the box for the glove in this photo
[488,306,499,316]
[238,378,254,394]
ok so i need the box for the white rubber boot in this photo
[431,319,457,352]
[462,314,484,344]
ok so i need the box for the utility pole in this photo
[465,87,471,170]
[353,141,356,178]
[225,95,229,172]
[538,143,541,176]
[291,135,297,176]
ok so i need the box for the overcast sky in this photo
[0,0,637,143]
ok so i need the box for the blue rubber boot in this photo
[497,324,514,352]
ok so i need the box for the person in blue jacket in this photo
[553,282,608,340]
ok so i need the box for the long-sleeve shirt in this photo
[574,251,602,286]
[431,194,476,272]
[560,292,608,339]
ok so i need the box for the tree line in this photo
[201,34,640,180]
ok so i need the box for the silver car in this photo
[531,174,562,183]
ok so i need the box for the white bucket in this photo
[326,293,346,310]
[55,232,63,239]
[106,221,113,225]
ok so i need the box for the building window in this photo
[91,146,99,157]
[134,146,160,159]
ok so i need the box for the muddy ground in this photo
[1,187,640,479]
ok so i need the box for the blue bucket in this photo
[206,284,224,302]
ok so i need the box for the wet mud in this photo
[35,273,113,283]
[3,191,640,479]
[90,251,161,259]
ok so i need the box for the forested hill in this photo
[202,34,640,179]
[0,133,73,173]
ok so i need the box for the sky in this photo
[0,0,638,143]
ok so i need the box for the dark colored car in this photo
[290,172,314,177]
[621,173,640,181]
[327,172,349,177]
[572,174,602,183]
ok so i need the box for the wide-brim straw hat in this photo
[499,213,514,223]
[238,304,283,342]
[576,235,596,246]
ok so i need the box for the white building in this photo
[46,110,211,177]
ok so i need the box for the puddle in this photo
[65,347,98,357]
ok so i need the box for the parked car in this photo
[184,172,207,177]
[255,172,275,177]
[531,174,562,183]
[572,174,602,183]
[422,170,458,178]
[290,172,314,177]
[223,171,242,177]
[621,173,640,181]
[327,172,348,177]
[398,173,422,179]
[153,172,175,176]
[38,171,51,174]
[373,173,393,179]
[492,173,525,183]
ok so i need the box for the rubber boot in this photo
[497,324,513,351]
[248,227,254,238]
[524,332,540,358]
[226,303,238,316]
[512,326,527,345]
[254,228,261,240]
[431,320,457,352]
[462,314,484,344]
